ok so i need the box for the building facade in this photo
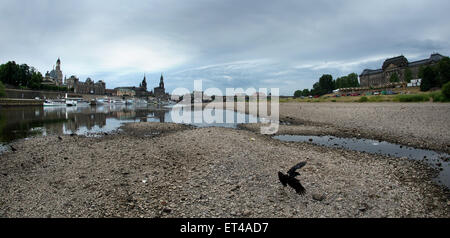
[43,58,64,86]
[360,53,445,87]
[65,76,106,95]
[115,87,136,97]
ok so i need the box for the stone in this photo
[243,210,252,216]
[312,193,326,201]
[359,203,369,212]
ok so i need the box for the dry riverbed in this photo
[0,122,448,218]
[217,102,450,153]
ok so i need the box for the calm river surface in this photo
[0,104,259,143]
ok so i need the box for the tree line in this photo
[294,73,360,97]
[419,57,450,91]
[0,61,69,94]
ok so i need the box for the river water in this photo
[274,135,450,189]
[0,104,259,143]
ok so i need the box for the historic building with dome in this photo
[43,58,64,86]
[359,53,445,87]
[42,58,106,94]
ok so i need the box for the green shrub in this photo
[358,96,368,102]
[442,81,450,100]
[394,94,430,102]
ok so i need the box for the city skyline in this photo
[1,0,450,95]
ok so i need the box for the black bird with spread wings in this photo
[278,162,307,195]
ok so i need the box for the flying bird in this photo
[278,161,307,195]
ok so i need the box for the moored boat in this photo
[66,100,78,107]
[43,100,66,107]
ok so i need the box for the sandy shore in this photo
[0,122,448,218]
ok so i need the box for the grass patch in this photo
[282,90,449,103]
[394,94,430,102]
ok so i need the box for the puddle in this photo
[274,135,450,189]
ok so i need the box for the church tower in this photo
[56,58,61,71]
[159,74,164,89]
[141,74,147,91]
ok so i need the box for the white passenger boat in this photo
[43,100,66,107]
[66,100,78,107]
[113,100,125,104]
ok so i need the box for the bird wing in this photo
[287,178,306,195]
[278,172,288,187]
[287,161,307,177]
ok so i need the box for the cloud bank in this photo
[1,0,449,95]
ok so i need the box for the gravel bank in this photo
[0,122,448,218]
[223,102,450,153]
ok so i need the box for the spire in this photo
[141,73,147,90]
[159,73,164,89]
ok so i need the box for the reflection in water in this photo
[0,104,260,143]
[0,105,170,142]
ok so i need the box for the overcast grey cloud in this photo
[1,0,449,95]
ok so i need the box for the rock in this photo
[162,207,172,213]
[312,193,326,201]
[10,145,17,152]
[58,136,63,140]
[230,185,240,192]
[243,210,252,217]
[359,203,369,212]
[309,138,313,142]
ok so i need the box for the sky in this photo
[1,0,450,95]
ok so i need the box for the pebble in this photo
[312,193,326,201]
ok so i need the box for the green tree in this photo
[0,61,43,89]
[404,68,413,83]
[0,81,5,97]
[437,57,450,86]
[311,82,321,96]
[347,73,360,87]
[420,66,436,91]
[302,89,310,96]
[318,74,334,95]
[294,90,302,98]
[335,73,359,89]
[390,72,400,83]
[442,81,450,100]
